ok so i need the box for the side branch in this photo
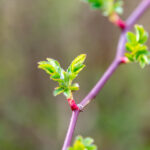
[126,0,150,27]
[80,59,120,108]
[62,110,80,150]
[80,0,150,108]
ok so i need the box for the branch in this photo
[62,110,80,150]
[62,0,150,149]
[80,0,150,108]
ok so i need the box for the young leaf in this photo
[125,25,150,68]
[135,25,148,44]
[38,58,63,76]
[68,136,97,150]
[53,87,64,96]
[38,62,55,75]
[70,83,79,91]
[50,73,60,81]
[46,58,61,70]
[38,54,86,99]
[83,137,94,145]
[125,43,134,52]
[126,32,137,44]
[85,0,103,9]
[63,72,70,86]
[67,54,86,74]
[64,89,72,99]
[71,54,86,66]
[73,64,85,74]
[84,0,123,16]
[114,0,123,14]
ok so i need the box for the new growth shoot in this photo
[125,25,150,68]
[38,54,86,110]
[84,0,126,29]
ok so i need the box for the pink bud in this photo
[120,57,129,64]
[67,99,79,111]
[116,19,126,30]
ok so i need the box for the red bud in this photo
[67,99,79,111]
[116,19,126,30]
[120,57,129,64]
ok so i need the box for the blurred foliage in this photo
[84,0,123,16]
[0,0,150,150]
[68,136,97,150]
[125,25,150,68]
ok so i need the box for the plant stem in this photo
[109,13,126,29]
[62,110,79,150]
[62,0,150,149]
[80,59,120,107]
[126,0,150,27]
[80,0,150,108]
[67,99,80,111]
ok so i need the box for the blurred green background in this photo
[0,0,150,149]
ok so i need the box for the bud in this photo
[120,56,129,64]
[67,99,79,111]
[109,13,126,30]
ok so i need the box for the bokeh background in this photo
[0,0,150,150]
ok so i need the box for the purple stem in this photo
[126,0,150,27]
[62,0,150,149]
[62,110,79,150]
[80,59,120,107]
[81,0,150,108]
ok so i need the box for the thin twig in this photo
[62,0,150,149]
[80,0,150,108]
[62,110,80,150]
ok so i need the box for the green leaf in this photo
[38,62,55,75]
[68,136,97,150]
[67,54,86,74]
[84,0,124,16]
[114,0,123,14]
[38,58,63,75]
[64,89,72,99]
[46,58,61,69]
[38,54,86,99]
[139,59,146,68]
[126,32,137,43]
[137,44,148,51]
[85,0,103,9]
[83,137,94,146]
[125,43,134,52]
[71,54,86,67]
[125,25,150,68]
[53,87,64,96]
[135,49,149,60]
[73,64,85,74]
[50,73,60,81]
[69,73,78,81]
[135,25,148,44]
[70,83,79,91]
[63,72,70,86]
[74,141,85,150]
[114,6,123,14]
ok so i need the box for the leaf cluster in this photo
[38,54,86,98]
[68,136,97,150]
[125,25,150,68]
[84,0,123,16]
